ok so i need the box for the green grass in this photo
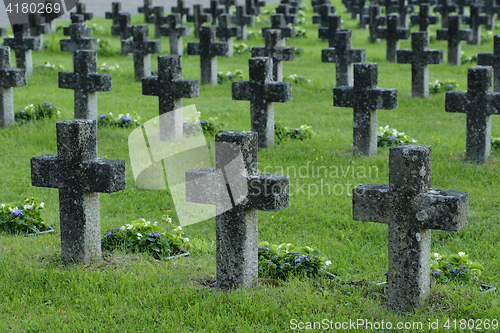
[1,2,500,331]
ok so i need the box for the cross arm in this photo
[58,72,76,90]
[145,40,162,54]
[368,88,398,109]
[211,42,229,56]
[333,87,355,108]
[179,26,191,37]
[281,27,294,38]
[31,154,59,189]
[347,48,366,63]
[243,15,255,25]
[173,79,200,98]
[318,27,329,40]
[187,42,201,55]
[396,28,410,39]
[141,76,159,96]
[435,28,448,40]
[247,173,290,211]
[0,69,27,87]
[312,15,321,25]
[232,80,252,101]
[87,74,113,92]
[458,29,472,42]
[479,15,492,26]
[185,167,217,205]
[274,47,295,61]
[353,183,392,223]
[378,16,387,25]
[83,158,127,193]
[429,16,439,24]
[375,27,387,39]
[396,49,413,64]
[265,82,292,103]
[485,93,500,114]
[121,39,134,55]
[424,50,443,65]
[251,46,267,57]
[445,91,468,114]
[412,189,468,231]
[321,48,338,63]
[478,52,495,66]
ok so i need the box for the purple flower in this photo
[453,269,457,273]
[226,73,233,78]
[106,232,117,237]
[284,262,290,265]
[183,121,188,124]
[295,258,301,263]
[274,255,279,259]
[149,232,161,237]
[11,209,23,216]
[20,110,25,113]
[298,47,302,51]
[122,117,132,122]
[298,75,304,79]
[200,119,207,124]
[99,114,106,118]
[448,84,454,87]
[294,128,301,132]
[268,261,273,265]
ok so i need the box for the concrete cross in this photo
[160,13,191,55]
[246,0,266,15]
[313,3,337,28]
[262,14,295,42]
[397,31,443,97]
[434,0,458,28]
[334,63,398,156]
[138,0,155,24]
[187,26,228,85]
[322,29,366,87]
[187,4,212,39]
[478,35,500,92]
[376,14,410,62]
[0,46,27,128]
[318,14,343,46]
[41,1,60,33]
[361,4,386,43]
[113,12,133,41]
[220,0,236,14]
[275,4,298,25]
[59,50,112,120]
[232,57,292,148]
[353,144,468,311]
[72,2,93,22]
[60,14,98,62]
[185,131,290,289]
[482,0,500,30]
[216,14,240,57]
[122,25,162,81]
[142,55,199,141]
[231,4,255,40]
[31,119,126,264]
[252,29,295,82]
[4,23,41,75]
[436,15,471,65]
[446,66,500,162]
[463,2,492,45]
[204,0,226,25]
[379,0,397,17]
[148,6,169,39]
[28,12,50,37]
[410,3,439,42]
[390,0,414,28]
[171,0,190,24]
[105,2,124,37]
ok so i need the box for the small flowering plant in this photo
[0,197,50,234]
[430,252,485,285]
[98,112,141,128]
[98,63,121,73]
[15,102,61,123]
[492,137,500,150]
[429,79,460,94]
[217,69,244,83]
[461,52,478,64]
[37,61,65,71]
[258,241,331,281]
[233,43,251,54]
[284,74,311,84]
[294,27,308,38]
[275,122,314,144]
[377,125,417,147]
[183,111,226,136]
[101,216,189,258]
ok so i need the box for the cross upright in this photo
[351,0,366,24]
[41,1,60,33]
[397,32,443,97]
[275,4,299,25]
[482,0,500,30]
[171,0,190,23]
[376,14,410,62]
[187,4,212,39]
[313,3,337,28]
[105,2,123,37]
[0,27,6,37]
[31,119,126,264]
[221,0,236,14]
[318,14,343,46]
[353,144,468,311]
[361,4,386,43]
[150,6,169,39]
[334,63,398,156]
[72,2,93,22]
[60,14,98,62]
[478,35,500,92]
[446,66,500,162]
[187,26,228,85]
[113,13,133,40]
[232,57,292,148]
[59,51,112,120]
[322,29,366,87]
[28,13,50,37]
[138,0,155,24]
[231,4,255,40]
[434,0,458,28]
[410,3,439,41]
[390,0,414,28]
[122,25,162,81]
[204,0,226,25]
[463,2,491,45]
[0,46,27,128]
[246,0,266,15]
[4,23,41,76]
[379,0,397,17]
[185,131,290,289]
[160,13,191,55]
[216,14,240,57]
[436,15,471,65]
[262,14,295,42]
[63,14,92,37]
[142,55,199,141]
[252,30,295,82]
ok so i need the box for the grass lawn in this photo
[1,1,500,331]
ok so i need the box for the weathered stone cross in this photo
[150,6,169,39]
[60,14,98,62]
[204,0,226,25]
[376,14,410,62]
[390,0,414,28]
[4,23,41,75]
[313,3,337,29]
[410,3,439,42]
[105,2,123,37]
[463,2,491,45]
[275,4,298,25]
[160,13,191,56]
[138,0,155,24]
[262,14,295,42]
[171,0,190,24]
[478,35,500,91]
[216,14,240,57]
[28,12,49,37]
[31,119,126,264]
[361,4,386,44]
[434,0,458,28]
[436,15,471,65]
[187,4,212,39]
[72,2,94,22]
[185,131,290,289]
[318,14,342,46]
[0,46,27,128]
[353,143,468,311]
[231,4,255,40]
[113,12,133,41]
[122,25,162,81]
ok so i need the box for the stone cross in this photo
[31,119,126,264]
[28,13,50,37]
[463,2,491,45]
[252,30,295,82]
[379,0,397,17]
[313,3,337,29]
[187,4,212,39]
[376,14,410,62]
[478,35,500,92]
[351,0,367,27]
[149,6,169,39]
[246,0,266,15]
[276,4,298,25]
[171,0,190,24]
[334,63,398,156]
[41,1,60,33]
[361,4,386,43]
[390,0,414,28]
[113,13,133,40]
[0,27,6,37]
[318,14,343,46]
[322,29,366,87]
[216,14,240,57]
[185,131,290,290]
[483,0,500,30]
[105,2,124,37]
[262,14,295,42]
[138,0,155,24]
[60,15,98,62]
[4,23,41,76]
[142,55,199,141]
[446,66,500,162]
[434,0,458,28]
[397,31,443,97]
[122,25,162,81]
[59,50,112,120]
[353,144,468,311]
[160,14,191,56]
[204,0,226,25]
[0,46,27,128]
[410,3,439,42]
[232,57,292,148]
[187,26,228,85]
[436,15,471,65]
[221,0,236,14]
[72,3,93,22]
[231,5,255,40]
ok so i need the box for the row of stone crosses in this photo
[0,0,489,312]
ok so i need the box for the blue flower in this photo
[298,75,304,79]
[122,117,132,121]
[298,47,302,51]
[294,128,300,132]
[274,255,279,259]
[200,119,206,124]
[268,261,274,265]
[295,258,301,263]
[226,73,233,78]
[20,110,25,113]
[183,120,188,124]
[453,269,457,273]
[448,84,454,87]
[11,209,23,216]
[100,114,106,118]
[106,232,117,237]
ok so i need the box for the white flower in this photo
[433,253,442,260]
[126,224,133,230]
[153,221,158,226]
[137,233,143,239]
[458,251,466,257]
[40,202,44,208]
[56,110,61,115]
[184,237,189,243]
[118,114,123,119]
[8,206,18,212]
[120,226,126,230]
[0,204,5,208]
[325,261,332,266]
[141,218,146,222]
[145,221,151,226]
[23,204,34,210]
